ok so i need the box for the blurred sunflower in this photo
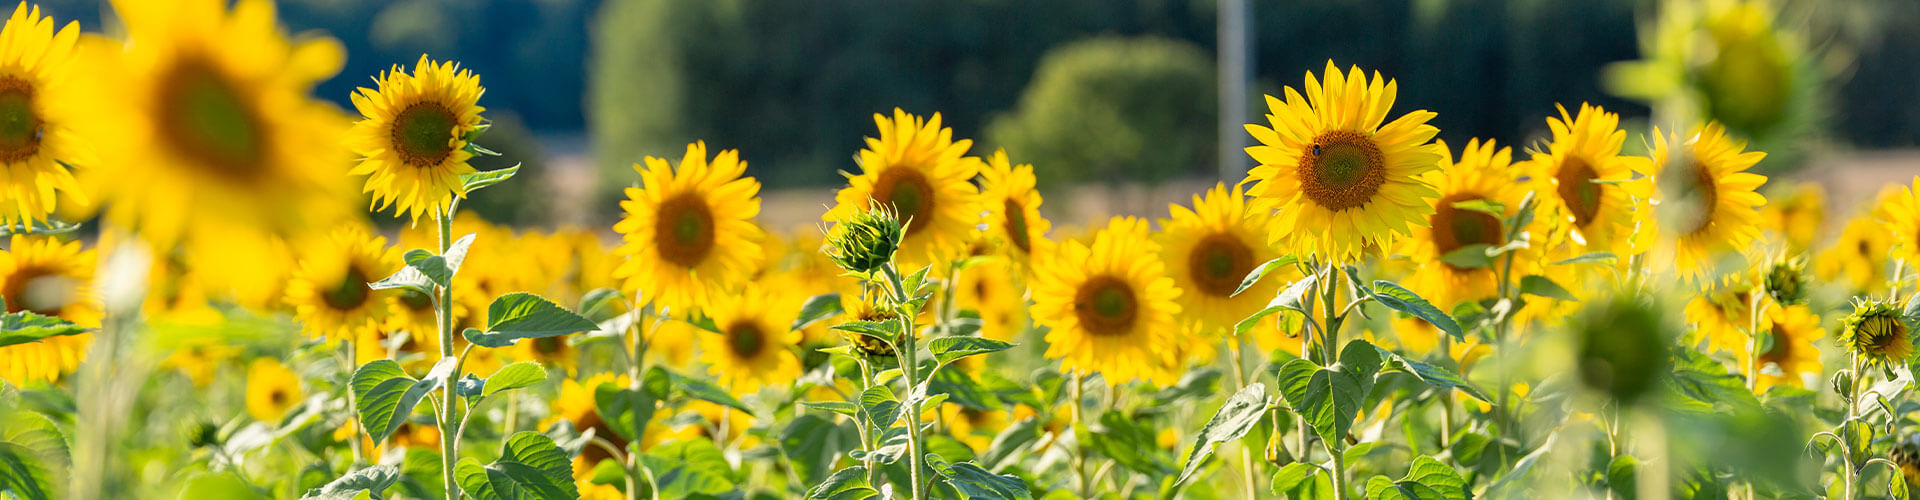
[0,4,90,228]
[1682,275,1766,354]
[1030,217,1181,385]
[1242,61,1444,262]
[826,109,982,269]
[1815,214,1891,293]
[77,0,354,294]
[1840,300,1912,369]
[511,336,577,373]
[1742,304,1822,392]
[613,141,762,314]
[348,55,484,223]
[244,358,301,423]
[646,313,699,370]
[285,225,398,341]
[1880,177,1920,266]
[940,403,1008,452]
[1158,182,1283,336]
[1651,122,1767,279]
[978,149,1051,269]
[0,234,96,385]
[544,373,633,470]
[698,284,801,392]
[1760,182,1824,252]
[1523,103,1653,264]
[953,252,1025,342]
[1401,139,1536,312]
[161,337,238,387]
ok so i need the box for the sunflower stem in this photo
[1227,338,1259,500]
[882,263,929,500]
[1745,285,1763,393]
[341,338,367,466]
[624,302,652,500]
[434,207,460,500]
[1069,368,1092,497]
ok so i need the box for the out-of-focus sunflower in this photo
[244,358,302,423]
[1242,61,1444,262]
[285,225,398,341]
[1816,215,1891,293]
[0,4,90,228]
[1401,139,1538,312]
[1523,103,1654,265]
[940,403,1008,452]
[544,373,642,470]
[613,141,761,314]
[978,149,1051,269]
[1840,299,1912,369]
[1879,177,1920,266]
[698,284,802,392]
[76,0,354,297]
[1158,182,1283,336]
[1682,274,1767,354]
[826,109,982,269]
[953,247,1025,342]
[1651,122,1767,280]
[1741,304,1822,393]
[0,234,96,385]
[1030,217,1181,385]
[1760,182,1824,252]
[161,337,238,387]
[511,336,576,374]
[348,55,485,223]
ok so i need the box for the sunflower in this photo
[1030,217,1181,385]
[1878,177,1920,267]
[698,284,802,392]
[1840,299,1912,369]
[1650,122,1768,279]
[347,55,485,223]
[940,403,1009,452]
[1741,304,1822,393]
[613,141,762,314]
[1760,182,1824,252]
[826,109,982,269]
[285,225,399,341]
[1242,61,1444,262]
[1400,139,1540,312]
[0,234,96,385]
[544,373,634,468]
[978,149,1051,269]
[244,358,302,423]
[646,314,699,370]
[1816,215,1891,293]
[1158,182,1284,337]
[76,0,354,293]
[953,252,1025,342]
[1523,103,1654,264]
[161,337,239,387]
[0,4,90,228]
[1682,274,1766,354]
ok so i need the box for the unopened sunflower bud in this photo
[1763,258,1808,306]
[825,202,904,274]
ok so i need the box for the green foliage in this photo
[464,293,598,348]
[455,432,578,500]
[352,358,455,444]
[1364,456,1470,500]
[0,305,88,349]
[300,465,400,500]
[1175,382,1270,486]
[1276,340,1382,445]
[1367,280,1465,340]
[0,411,67,500]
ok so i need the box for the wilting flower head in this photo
[1839,300,1913,368]
[825,202,904,275]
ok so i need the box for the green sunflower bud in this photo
[825,202,904,275]
[1574,295,1674,406]
[1763,257,1808,306]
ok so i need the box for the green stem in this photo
[342,338,367,466]
[883,264,928,500]
[1745,289,1763,393]
[1070,368,1091,496]
[625,304,651,500]
[1844,353,1863,500]
[1326,437,1350,500]
[435,208,460,500]
[1228,339,1258,500]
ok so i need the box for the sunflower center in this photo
[1431,194,1505,268]
[1189,233,1254,297]
[726,320,766,358]
[1759,322,1791,363]
[2,265,74,317]
[0,76,42,163]
[873,167,936,236]
[1555,156,1602,228]
[268,387,289,406]
[391,102,459,167]
[1004,199,1032,253]
[1074,275,1138,336]
[157,60,265,178]
[323,266,373,311]
[1299,131,1387,211]
[533,336,565,355]
[1862,314,1906,354]
[1672,162,1720,235]
[654,193,715,267]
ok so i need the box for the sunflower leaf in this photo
[668,370,751,413]
[401,233,474,288]
[1364,455,1469,500]
[928,337,1016,366]
[0,410,69,500]
[593,366,669,442]
[1550,252,1617,266]
[1275,340,1382,446]
[1174,382,1270,487]
[454,433,577,500]
[465,293,598,348]
[805,466,878,499]
[367,266,434,296]
[793,293,845,331]
[0,309,88,349]
[0,219,79,237]
[1234,255,1301,297]
[460,164,520,193]
[1903,292,1920,327]
[481,362,549,400]
[1368,281,1464,340]
[299,465,399,500]
[1374,346,1491,403]
[352,358,452,444]
[1451,199,1506,218]
[1440,244,1495,269]
[1234,273,1320,337]
[1518,275,1578,302]
[927,454,1033,500]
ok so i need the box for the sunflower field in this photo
[3,0,1920,499]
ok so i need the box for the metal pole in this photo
[1218,0,1253,182]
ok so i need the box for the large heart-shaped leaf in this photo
[1174,382,1270,486]
[300,465,400,500]
[353,358,455,444]
[464,293,598,348]
[1275,340,1381,445]
[1364,455,1470,500]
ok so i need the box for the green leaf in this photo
[1439,244,1496,269]
[781,414,857,486]
[929,337,1016,366]
[455,432,578,500]
[176,474,266,500]
[1174,382,1270,486]
[926,454,1033,500]
[860,385,903,429]
[640,439,735,496]
[1375,346,1491,403]
[482,362,549,400]
[979,418,1044,470]
[593,367,667,442]
[1607,455,1638,500]
[575,288,625,322]
[0,411,68,500]
[1271,462,1320,495]
[1451,199,1506,217]
[1550,252,1617,266]
[669,371,751,413]
[352,358,453,444]
[460,164,520,193]
[800,401,861,418]
[929,366,1001,411]
[402,233,475,288]
[456,374,485,405]
[1518,275,1577,302]
[367,266,433,296]
[1905,292,1920,327]
[1235,273,1319,337]
[1363,456,1470,500]
[1666,346,1761,415]
[1368,281,1464,340]
[0,219,79,237]
[1084,411,1170,475]
[1233,255,1300,297]
[466,293,598,348]
[793,293,845,331]
[1275,340,1382,445]
[806,466,878,499]
[300,465,399,500]
[830,320,900,338]
[0,310,87,349]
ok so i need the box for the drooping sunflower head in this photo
[1839,299,1913,368]
[1242,61,1443,262]
[244,357,302,423]
[0,4,90,228]
[979,149,1052,268]
[348,54,486,223]
[1158,182,1281,335]
[1650,122,1768,280]
[1402,138,1538,312]
[1030,216,1181,386]
[613,141,762,314]
[1523,103,1653,261]
[827,109,982,268]
[285,224,398,341]
[823,201,903,276]
[698,284,802,393]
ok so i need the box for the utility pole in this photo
[1217,0,1253,182]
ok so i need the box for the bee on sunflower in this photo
[826,109,982,269]
[1030,216,1182,385]
[349,55,487,224]
[613,141,762,314]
